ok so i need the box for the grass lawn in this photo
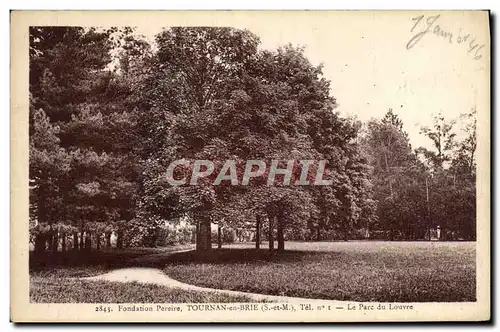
[30,244,195,277]
[30,276,255,303]
[29,241,476,303]
[164,241,476,302]
[30,244,255,303]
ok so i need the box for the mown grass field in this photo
[165,241,476,302]
[30,245,254,303]
[30,241,476,303]
[30,277,255,303]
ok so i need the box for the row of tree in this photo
[29,26,477,258]
[362,109,476,241]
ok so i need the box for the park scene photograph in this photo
[28,22,478,304]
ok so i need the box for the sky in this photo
[133,11,489,150]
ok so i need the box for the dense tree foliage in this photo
[29,27,142,255]
[29,27,477,259]
[363,109,476,240]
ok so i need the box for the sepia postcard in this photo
[10,10,490,323]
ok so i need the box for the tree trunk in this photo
[79,232,85,251]
[73,233,79,251]
[217,224,222,249]
[197,216,211,252]
[343,221,349,241]
[425,177,431,241]
[96,233,101,251]
[316,225,321,241]
[268,214,274,251]
[61,234,66,252]
[85,233,92,252]
[46,233,53,253]
[117,230,123,249]
[106,232,111,248]
[277,213,285,253]
[195,220,201,251]
[149,230,157,248]
[255,215,261,249]
[34,234,46,257]
[36,186,48,254]
[52,231,58,253]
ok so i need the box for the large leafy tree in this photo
[139,27,261,252]
[220,45,373,250]
[205,45,375,250]
[140,33,372,253]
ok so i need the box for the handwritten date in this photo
[406,14,485,60]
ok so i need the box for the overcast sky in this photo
[134,11,488,150]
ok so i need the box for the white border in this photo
[4,2,497,331]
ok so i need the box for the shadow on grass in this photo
[30,249,152,271]
[30,247,333,272]
[163,248,314,265]
[29,246,189,269]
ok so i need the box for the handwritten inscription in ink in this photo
[406,14,485,60]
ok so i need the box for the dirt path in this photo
[77,247,348,303]
[81,266,345,304]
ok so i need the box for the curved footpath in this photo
[78,249,347,304]
[81,267,342,303]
